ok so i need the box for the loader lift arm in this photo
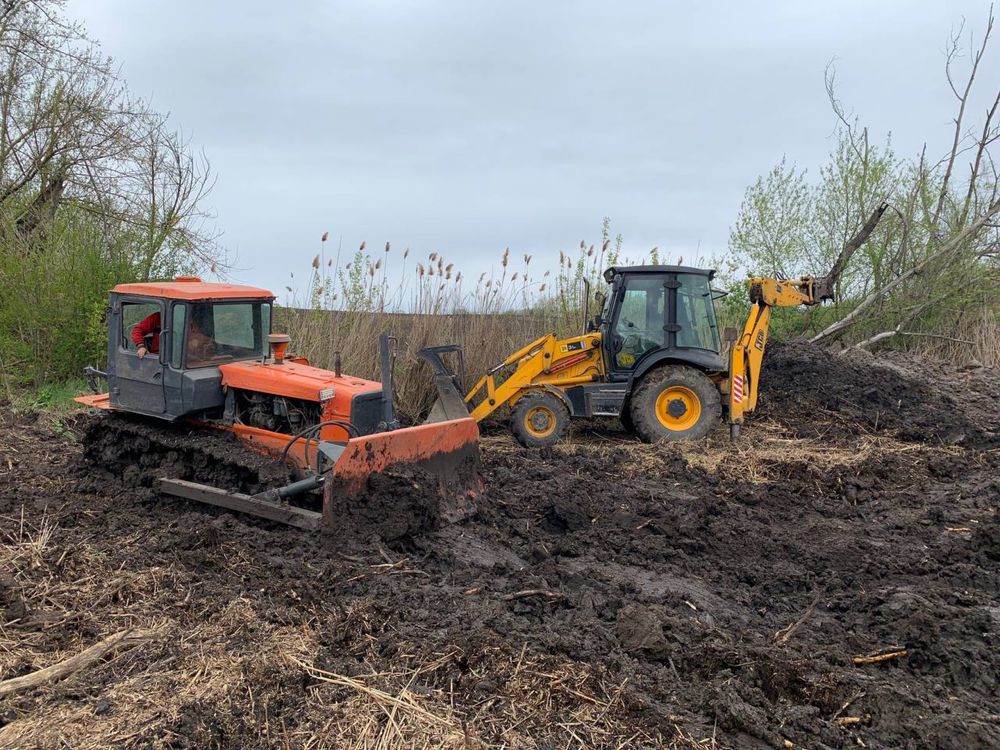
[727,276,829,438]
[463,332,603,423]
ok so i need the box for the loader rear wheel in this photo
[511,392,570,448]
[629,366,721,442]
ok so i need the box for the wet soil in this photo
[1,342,999,748]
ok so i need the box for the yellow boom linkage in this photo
[727,276,826,437]
[465,331,605,422]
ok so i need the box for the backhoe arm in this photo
[727,276,826,437]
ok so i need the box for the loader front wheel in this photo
[511,392,570,448]
[630,366,721,442]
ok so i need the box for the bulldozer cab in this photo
[105,279,275,419]
[600,266,725,379]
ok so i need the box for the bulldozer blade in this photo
[323,417,483,534]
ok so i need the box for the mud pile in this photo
[759,341,997,446]
[1,342,998,749]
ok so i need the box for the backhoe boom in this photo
[727,276,827,437]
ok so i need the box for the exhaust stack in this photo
[268,333,291,364]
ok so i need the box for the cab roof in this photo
[603,265,716,282]
[112,277,275,301]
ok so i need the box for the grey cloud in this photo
[73,0,998,287]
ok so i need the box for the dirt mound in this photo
[759,341,996,446]
[1,346,999,748]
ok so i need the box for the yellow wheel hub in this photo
[655,385,702,431]
[524,405,558,438]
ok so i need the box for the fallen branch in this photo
[852,648,908,666]
[824,201,890,292]
[810,197,1000,344]
[0,627,159,698]
[503,589,566,602]
[773,597,819,644]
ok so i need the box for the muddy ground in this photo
[0,342,998,749]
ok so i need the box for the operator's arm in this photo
[132,312,161,356]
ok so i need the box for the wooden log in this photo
[0,628,158,698]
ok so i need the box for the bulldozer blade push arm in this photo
[158,478,323,530]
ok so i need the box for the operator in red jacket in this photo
[132,312,161,358]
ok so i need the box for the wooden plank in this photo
[158,478,323,531]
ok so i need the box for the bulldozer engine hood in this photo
[219,360,381,406]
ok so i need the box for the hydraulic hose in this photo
[279,419,359,472]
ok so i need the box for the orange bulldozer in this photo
[76,277,481,533]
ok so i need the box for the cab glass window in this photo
[613,278,665,369]
[121,302,161,354]
[676,275,721,352]
[170,303,187,368]
[185,301,270,367]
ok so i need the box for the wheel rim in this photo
[655,385,702,431]
[524,405,557,438]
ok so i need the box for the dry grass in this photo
[289,646,666,750]
[677,427,965,484]
[0,463,690,749]
[912,302,1000,369]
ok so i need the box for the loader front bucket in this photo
[321,416,482,539]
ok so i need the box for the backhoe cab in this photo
[457,266,826,446]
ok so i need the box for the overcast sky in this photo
[73,0,997,294]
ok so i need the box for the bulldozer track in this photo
[80,413,299,496]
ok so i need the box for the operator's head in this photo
[190,303,213,334]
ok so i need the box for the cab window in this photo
[677,275,721,352]
[170,304,186,368]
[121,302,161,354]
[613,278,665,369]
[185,301,271,367]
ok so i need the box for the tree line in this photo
[0,0,216,390]
[728,9,999,366]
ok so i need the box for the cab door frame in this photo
[108,293,168,417]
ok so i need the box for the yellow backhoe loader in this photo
[422,266,832,446]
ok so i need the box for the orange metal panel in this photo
[74,393,112,409]
[229,423,316,468]
[219,360,381,406]
[112,281,275,301]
